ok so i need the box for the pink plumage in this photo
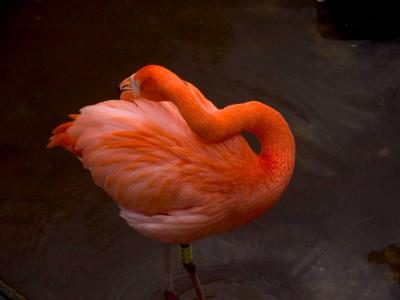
[48,65,295,244]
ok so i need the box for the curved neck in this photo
[152,84,295,174]
[130,65,295,175]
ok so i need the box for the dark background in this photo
[1,0,399,299]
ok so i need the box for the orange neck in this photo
[133,65,295,176]
[178,94,295,174]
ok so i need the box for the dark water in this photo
[315,0,400,40]
[1,0,400,299]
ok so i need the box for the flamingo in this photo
[47,65,295,300]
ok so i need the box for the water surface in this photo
[1,0,400,299]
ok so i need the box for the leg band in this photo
[180,244,193,264]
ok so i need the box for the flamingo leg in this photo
[180,244,206,300]
[164,244,180,300]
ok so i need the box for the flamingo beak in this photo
[118,74,140,100]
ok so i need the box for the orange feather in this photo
[48,65,295,243]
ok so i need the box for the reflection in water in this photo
[368,244,400,284]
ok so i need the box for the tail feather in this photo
[51,121,74,134]
[47,115,82,156]
[68,114,79,120]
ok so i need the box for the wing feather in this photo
[49,82,272,243]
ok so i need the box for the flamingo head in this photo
[118,65,187,102]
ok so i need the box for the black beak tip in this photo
[118,83,131,98]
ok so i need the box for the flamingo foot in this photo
[164,289,180,300]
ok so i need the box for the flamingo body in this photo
[48,65,295,244]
